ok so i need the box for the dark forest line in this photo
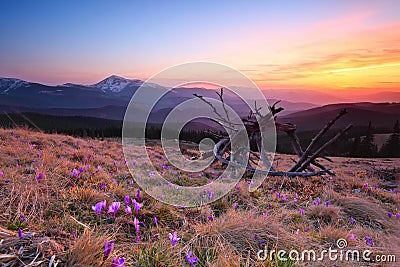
[0,112,398,158]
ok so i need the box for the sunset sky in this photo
[0,1,399,96]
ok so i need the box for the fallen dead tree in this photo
[194,88,353,177]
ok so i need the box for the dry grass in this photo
[0,128,399,266]
[336,196,395,231]
[65,229,111,267]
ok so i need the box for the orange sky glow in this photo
[1,1,399,102]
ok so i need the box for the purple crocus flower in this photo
[137,189,141,201]
[99,182,106,190]
[153,216,158,228]
[111,257,126,267]
[299,209,305,215]
[124,196,130,205]
[387,212,393,218]
[349,233,355,241]
[305,227,310,232]
[208,191,215,199]
[134,217,140,233]
[0,170,3,177]
[125,206,132,215]
[71,169,80,177]
[37,173,44,181]
[92,200,106,215]
[317,198,321,205]
[107,202,121,218]
[233,203,238,209]
[349,217,356,224]
[208,215,214,221]
[365,236,373,246]
[186,251,199,267]
[104,240,114,260]
[396,213,400,220]
[19,214,26,222]
[325,201,330,207]
[18,229,24,238]
[132,199,143,214]
[168,232,180,246]
[101,200,107,209]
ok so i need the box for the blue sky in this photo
[0,0,399,93]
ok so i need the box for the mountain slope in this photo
[278,102,400,131]
[90,75,144,93]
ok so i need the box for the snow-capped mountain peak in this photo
[0,77,30,93]
[90,75,144,93]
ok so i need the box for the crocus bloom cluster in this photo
[168,232,180,246]
[299,209,305,215]
[92,200,107,215]
[186,251,199,267]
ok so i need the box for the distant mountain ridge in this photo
[0,76,399,132]
[0,75,319,116]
